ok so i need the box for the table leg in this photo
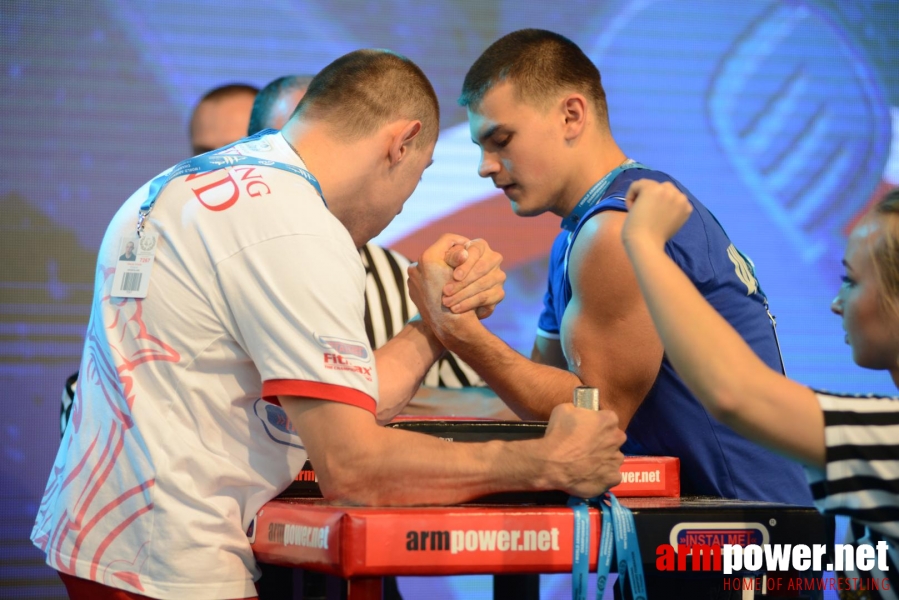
[345,576,383,600]
[493,574,539,600]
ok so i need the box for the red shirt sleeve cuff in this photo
[262,379,377,415]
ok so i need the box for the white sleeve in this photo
[215,233,379,414]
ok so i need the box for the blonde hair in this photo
[869,188,899,320]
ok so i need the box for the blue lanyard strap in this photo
[560,160,648,232]
[569,493,646,600]
[136,129,325,236]
[569,497,592,599]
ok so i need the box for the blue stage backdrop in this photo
[1,1,897,598]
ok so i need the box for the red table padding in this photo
[610,456,679,497]
[250,499,601,577]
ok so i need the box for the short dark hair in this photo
[248,76,314,135]
[295,50,439,147]
[189,83,259,143]
[460,29,609,129]
[194,83,259,109]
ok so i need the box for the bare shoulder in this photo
[561,209,664,425]
[568,210,637,302]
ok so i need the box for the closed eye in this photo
[474,124,513,150]
[492,134,512,148]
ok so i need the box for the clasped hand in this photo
[407,234,505,337]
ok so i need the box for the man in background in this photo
[189,83,259,155]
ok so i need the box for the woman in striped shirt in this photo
[622,181,899,598]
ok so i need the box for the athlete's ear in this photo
[388,120,422,167]
[561,94,588,141]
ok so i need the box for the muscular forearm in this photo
[324,427,548,505]
[283,398,625,505]
[374,318,445,424]
[440,320,581,420]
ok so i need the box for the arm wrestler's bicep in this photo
[562,212,664,429]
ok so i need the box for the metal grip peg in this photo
[572,386,599,411]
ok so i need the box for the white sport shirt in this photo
[32,131,378,599]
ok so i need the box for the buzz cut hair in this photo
[196,83,259,105]
[189,83,259,139]
[294,49,439,147]
[248,75,314,135]
[459,29,609,130]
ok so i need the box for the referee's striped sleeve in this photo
[359,244,485,389]
[806,390,899,545]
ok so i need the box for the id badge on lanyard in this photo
[111,130,324,299]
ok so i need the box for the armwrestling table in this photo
[251,496,833,600]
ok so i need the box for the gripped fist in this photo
[621,179,693,249]
[407,234,505,338]
[407,234,476,339]
[542,403,626,498]
[442,238,505,319]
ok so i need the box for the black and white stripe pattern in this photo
[359,244,484,389]
[806,391,899,599]
[60,372,77,436]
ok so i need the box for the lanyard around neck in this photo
[561,160,647,232]
[136,129,325,237]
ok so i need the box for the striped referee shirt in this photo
[359,244,484,389]
[806,391,899,599]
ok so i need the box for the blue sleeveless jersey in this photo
[538,168,812,504]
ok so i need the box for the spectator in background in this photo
[189,83,259,155]
[248,76,313,138]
